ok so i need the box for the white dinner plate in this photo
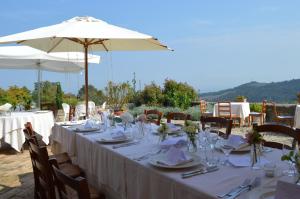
[97,137,131,143]
[215,142,250,153]
[149,153,203,169]
[74,127,101,132]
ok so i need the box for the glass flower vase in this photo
[250,143,261,170]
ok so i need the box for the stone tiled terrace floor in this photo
[0,145,54,199]
[0,126,292,198]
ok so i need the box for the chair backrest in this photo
[23,122,39,146]
[75,104,86,118]
[200,116,233,138]
[0,103,12,112]
[144,110,163,125]
[200,100,207,114]
[101,101,107,110]
[167,112,191,123]
[50,159,91,199]
[217,102,231,117]
[253,123,300,150]
[88,101,96,115]
[28,139,56,199]
[261,100,267,114]
[62,103,70,121]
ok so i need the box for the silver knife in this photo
[112,141,139,149]
[181,166,219,178]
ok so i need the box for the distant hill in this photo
[201,79,300,103]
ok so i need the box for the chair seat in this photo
[277,115,294,119]
[249,112,262,116]
[59,163,83,178]
[50,152,71,165]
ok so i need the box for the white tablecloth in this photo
[213,102,250,121]
[0,111,54,151]
[294,105,300,128]
[52,124,290,199]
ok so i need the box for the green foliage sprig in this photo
[158,123,169,141]
[281,150,300,183]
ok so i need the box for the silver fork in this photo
[217,178,251,198]
[227,177,261,199]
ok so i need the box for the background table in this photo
[213,102,250,123]
[294,105,300,128]
[0,111,54,151]
[52,124,289,199]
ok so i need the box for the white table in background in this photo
[294,105,300,128]
[213,102,250,124]
[0,111,54,151]
[52,124,290,199]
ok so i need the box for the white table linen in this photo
[52,124,291,199]
[213,102,250,121]
[294,105,300,128]
[0,111,54,151]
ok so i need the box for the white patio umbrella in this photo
[0,46,100,108]
[0,16,171,117]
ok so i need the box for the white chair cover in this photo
[75,104,86,119]
[62,103,70,121]
[0,103,12,113]
[88,101,96,115]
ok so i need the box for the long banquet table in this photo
[52,123,293,199]
[0,111,54,151]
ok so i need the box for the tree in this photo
[32,81,58,105]
[105,81,134,111]
[0,88,7,105]
[6,86,32,110]
[55,83,63,109]
[77,85,105,105]
[140,82,163,106]
[163,79,197,109]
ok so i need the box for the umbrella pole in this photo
[37,66,41,110]
[84,44,89,118]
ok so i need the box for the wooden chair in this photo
[144,110,162,125]
[28,139,56,199]
[248,100,267,126]
[271,102,294,127]
[253,123,300,150]
[200,116,233,138]
[217,102,241,127]
[23,122,72,165]
[50,159,105,199]
[200,100,213,117]
[166,112,191,123]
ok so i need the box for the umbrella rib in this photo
[47,37,65,53]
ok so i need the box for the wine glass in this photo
[282,144,296,176]
[219,139,234,166]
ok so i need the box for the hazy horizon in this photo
[1,1,300,94]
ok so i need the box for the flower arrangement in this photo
[158,123,169,142]
[245,129,263,167]
[281,150,300,184]
[245,129,263,145]
[183,120,199,152]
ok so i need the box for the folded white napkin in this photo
[84,120,95,129]
[229,155,269,167]
[227,135,246,149]
[160,137,187,149]
[110,127,127,140]
[157,146,193,166]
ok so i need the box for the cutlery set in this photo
[217,177,261,199]
[181,165,219,178]
[112,141,140,149]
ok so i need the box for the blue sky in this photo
[1,0,300,94]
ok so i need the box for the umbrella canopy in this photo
[0,46,100,72]
[0,45,100,108]
[0,16,171,117]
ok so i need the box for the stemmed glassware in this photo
[282,144,296,176]
[219,138,234,166]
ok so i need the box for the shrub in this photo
[236,95,246,102]
[250,103,262,112]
